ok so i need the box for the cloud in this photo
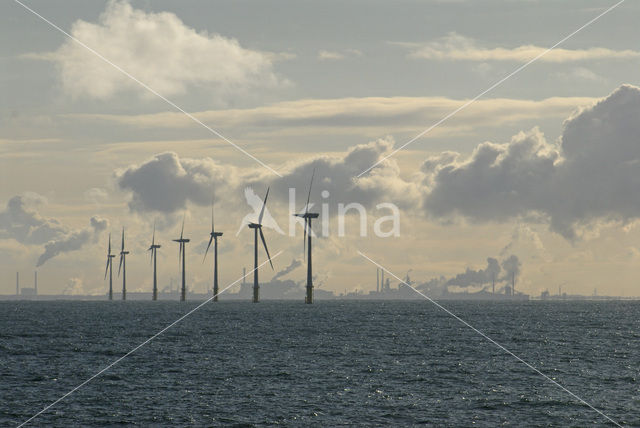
[115,152,239,213]
[36,216,109,267]
[0,193,66,244]
[317,49,363,61]
[37,0,281,99]
[69,95,596,135]
[400,33,640,63]
[115,137,422,215]
[423,84,640,240]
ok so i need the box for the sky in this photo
[2,0,640,297]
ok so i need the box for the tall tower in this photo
[376,268,379,293]
[34,271,38,296]
[16,272,19,295]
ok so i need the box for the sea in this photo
[1,300,639,426]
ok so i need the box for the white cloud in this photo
[401,33,640,63]
[317,49,363,61]
[38,0,281,99]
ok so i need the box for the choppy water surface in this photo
[1,300,639,426]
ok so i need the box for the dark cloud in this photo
[423,85,640,239]
[115,137,422,216]
[115,152,237,213]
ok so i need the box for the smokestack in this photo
[381,269,384,292]
[512,272,515,296]
[376,268,379,293]
[492,272,495,294]
[243,267,246,286]
[34,271,38,296]
[16,272,19,295]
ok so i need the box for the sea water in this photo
[1,300,639,426]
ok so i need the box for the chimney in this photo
[512,272,515,296]
[34,271,38,296]
[243,267,246,286]
[16,272,19,295]
[376,268,379,293]
[492,273,495,294]
[381,269,384,292]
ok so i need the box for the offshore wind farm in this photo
[4,0,640,426]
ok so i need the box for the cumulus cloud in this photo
[0,193,66,244]
[424,85,640,239]
[401,33,640,63]
[36,216,109,267]
[38,0,281,99]
[115,137,422,215]
[115,152,239,213]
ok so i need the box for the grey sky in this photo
[2,0,639,296]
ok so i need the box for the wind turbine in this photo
[173,216,190,301]
[118,228,129,301]
[148,222,161,301]
[104,233,115,300]
[248,187,274,303]
[203,201,223,301]
[294,170,318,304]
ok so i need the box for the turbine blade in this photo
[118,254,123,276]
[203,235,214,263]
[180,215,185,240]
[305,167,315,214]
[104,257,110,280]
[121,228,125,251]
[149,247,153,266]
[259,227,273,270]
[211,196,215,232]
[108,233,111,255]
[258,187,270,225]
[152,221,156,246]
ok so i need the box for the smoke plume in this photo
[36,216,109,267]
[272,258,302,281]
[500,255,522,282]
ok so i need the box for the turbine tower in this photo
[294,169,318,304]
[148,223,161,301]
[104,233,115,300]
[173,217,190,301]
[118,228,129,301]
[247,187,274,303]
[203,202,223,301]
